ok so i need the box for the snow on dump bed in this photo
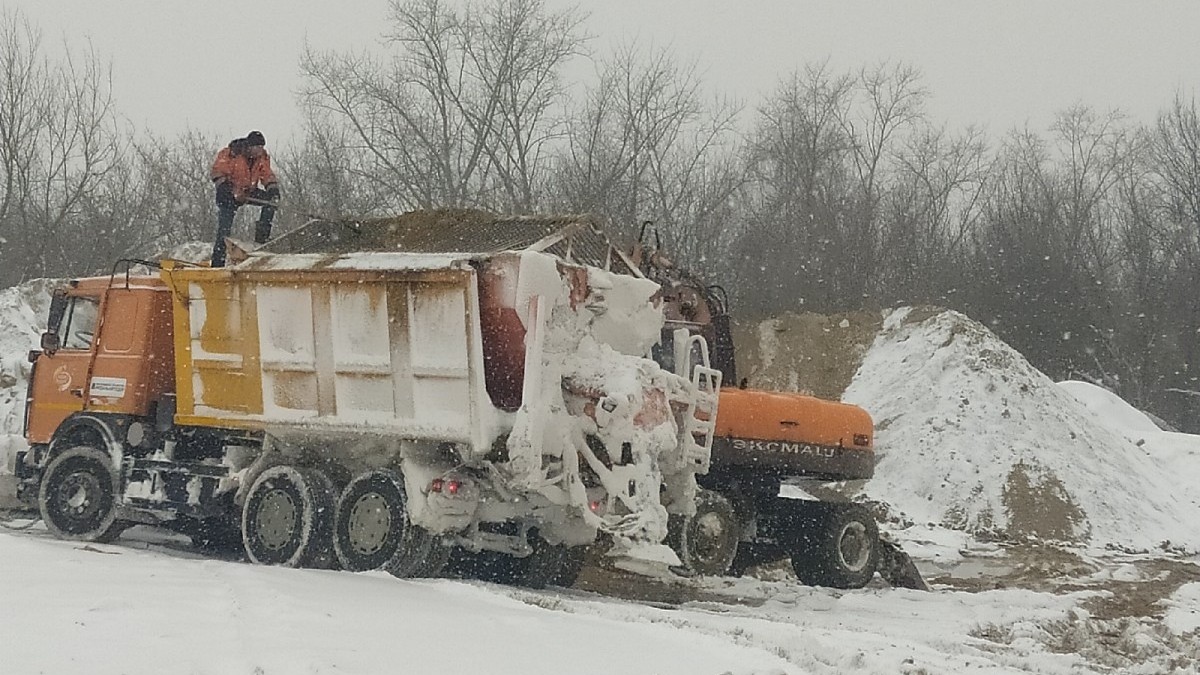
[239,250,472,271]
[843,307,1200,553]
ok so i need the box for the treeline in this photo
[3,2,1200,431]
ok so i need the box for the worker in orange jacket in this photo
[209,130,280,267]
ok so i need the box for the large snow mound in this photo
[843,307,1200,553]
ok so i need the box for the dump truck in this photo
[16,226,720,588]
[251,211,922,589]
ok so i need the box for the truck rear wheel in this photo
[332,470,445,577]
[38,445,125,542]
[242,465,334,567]
[668,488,740,576]
[790,503,879,589]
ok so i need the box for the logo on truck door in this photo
[53,365,72,392]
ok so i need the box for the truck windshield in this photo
[62,297,100,349]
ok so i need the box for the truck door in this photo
[26,292,101,444]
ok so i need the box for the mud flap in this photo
[876,537,929,591]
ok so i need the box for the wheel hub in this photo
[58,472,100,518]
[837,521,871,572]
[255,488,298,551]
[348,491,392,555]
[691,512,728,562]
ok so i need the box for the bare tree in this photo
[549,41,744,265]
[0,8,122,285]
[274,120,384,220]
[122,130,226,248]
[299,0,586,212]
[1124,95,1200,429]
[877,124,989,303]
[734,61,928,314]
[958,107,1137,384]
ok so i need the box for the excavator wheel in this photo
[38,445,127,543]
[667,489,740,576]
[242,465,335,567]
[332,469,441,577]
[789,502,879,589]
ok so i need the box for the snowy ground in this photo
[1,282,1199,672]
[2,520,1197,674]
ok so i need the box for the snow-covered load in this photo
[17,238,720,587]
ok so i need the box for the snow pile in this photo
[0,279,57,475]
[843,307,1200,553]
[1163,582,1200,635]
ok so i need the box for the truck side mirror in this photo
[40,331,60,354]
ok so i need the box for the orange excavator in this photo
[632,224,925,589]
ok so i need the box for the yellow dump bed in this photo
[161,253,495,454]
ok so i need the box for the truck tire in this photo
[547,544,588,588]
[518,537,587,589]
[449,535,584,589]
[242,465,334,567]
[181,515,244,555]
[409,536,452,578]
[332,470,444,577]
[790,502,879,589]
[38,445,125,542]
[668,489,740,576]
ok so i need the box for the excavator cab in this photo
[631,222,737,386]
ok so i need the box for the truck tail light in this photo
[430,477,465,495]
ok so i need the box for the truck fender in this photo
[232,447,285,508]
[47,414,125,470]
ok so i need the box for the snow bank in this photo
[0,279,56,475]
[0,532,797,675]
[843,307,1200,553]
[1163,582,1200,635]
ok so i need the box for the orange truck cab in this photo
[18,273,175,502]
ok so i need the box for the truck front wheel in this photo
[38,445,125,542]
[668,489,740,576]
[242,465,334,567]
[790,503,879,589]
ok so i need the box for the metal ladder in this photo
[672,329,722,472]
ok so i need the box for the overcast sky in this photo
[7,0,1200,145]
